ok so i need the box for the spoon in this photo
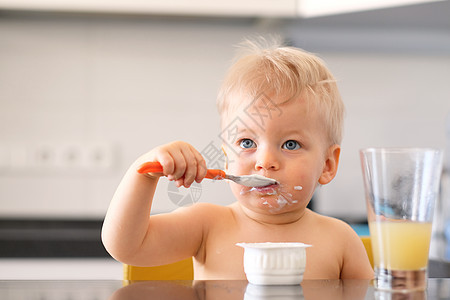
[137,162,278,187]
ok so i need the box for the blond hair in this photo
[217,38,345,145]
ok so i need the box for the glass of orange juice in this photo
[360,148,442,292]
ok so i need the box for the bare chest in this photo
[194,222,341,280]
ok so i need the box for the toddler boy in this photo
[102,40,374,280]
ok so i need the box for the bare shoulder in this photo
[304,210,364,258]
[173,202,232,217]
[307,210,356,236]
[168,202,235,227]
[305,211,373,279]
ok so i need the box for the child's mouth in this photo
[252,184,279,195]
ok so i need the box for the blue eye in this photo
[239,139,256,149]
[283,140,300,150]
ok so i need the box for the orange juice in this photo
[369,221,432,270]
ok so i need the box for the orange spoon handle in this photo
[204,169,226,180]
[137,162,226,180]
[137,161,164,173]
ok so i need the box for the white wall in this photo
[0,14,263,218]
[316,53,450,219]
[0,8,449,220]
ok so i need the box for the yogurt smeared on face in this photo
[239,182,303,213]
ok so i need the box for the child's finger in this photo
[193,150,207,183]
[180,147,199,188]
[175,178,184,188]
[169,151,187,181]
[154,151,175,177]
[156,142,189,180]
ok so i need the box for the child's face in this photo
[222,94,340,218]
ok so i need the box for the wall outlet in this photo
[34,144,57,168]
[1,142,116,173]
[56,144,84,169]
[84,143,114,170]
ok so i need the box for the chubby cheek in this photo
[280,167,313,192]
[225,153,250,175]
[285,161,325,190]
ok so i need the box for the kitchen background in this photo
[1,0,449,279]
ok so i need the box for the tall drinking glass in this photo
[360,148,443,292]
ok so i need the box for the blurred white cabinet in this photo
[297,0,443,17]
[0,0,298,17]
[0,0,442,18]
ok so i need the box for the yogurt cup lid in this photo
[236,242,312,249]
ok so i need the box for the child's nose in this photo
[255,148,280,171]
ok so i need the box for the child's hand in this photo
[140,141,207,188]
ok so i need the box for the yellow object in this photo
[360,236,373,268]
[369,221,432,270]
[123,257,194,281]
[123,237,375,280]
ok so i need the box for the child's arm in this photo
[340,228,374,279]
[101,141,208,266]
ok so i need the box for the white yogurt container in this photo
[236,242,311,285]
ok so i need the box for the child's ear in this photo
[318,144,341,185]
